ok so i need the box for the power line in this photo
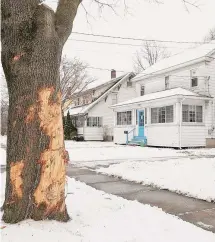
[68,38,195,49]
[72,32,215,45]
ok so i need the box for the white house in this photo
[112,41,215,148]
[65,71,136,141]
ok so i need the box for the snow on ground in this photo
[0,148,6,165]
[1,172,215,242]
[97,158,215,202]
[65,141,185,168]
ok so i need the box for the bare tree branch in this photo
[204,27,215,42]
[55,0,82,44]
[60,56,95,108]
[133,41,170,73]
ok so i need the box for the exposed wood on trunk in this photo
[1,0,81,223]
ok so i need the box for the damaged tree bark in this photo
[1,0,81,223]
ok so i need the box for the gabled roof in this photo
[132,40,215,82]
[65,72,135,116]
[111,87,212,108]
[74,74,125,94]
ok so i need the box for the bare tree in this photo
[1,76,9,135]
[134,41,170,73]
[204,27,215,42]
[60,56,95,108]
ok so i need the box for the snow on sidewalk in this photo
[97,158,215,202]
[1,172,215,242]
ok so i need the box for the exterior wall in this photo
[83,127,104,141]
[87,96,114,140]
[77,127,84,136]
[114,126,136,144]
[114,80,137,103]
[146,125,179,147]
[181,126,206,147]
[134,55,215,146]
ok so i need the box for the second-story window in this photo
[77,98,80,106]
[190,69,198,87]
[140,85,145,96]
[112,93,118,105]
[165,76,169,89]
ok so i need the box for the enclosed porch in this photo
[112,88,212,148]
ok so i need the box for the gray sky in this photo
[37,0,215,81]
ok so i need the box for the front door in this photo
[138,110,144,137]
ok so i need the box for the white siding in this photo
[181,126,206,147]
[114,126,136,144]
[87,96,114,138]
[147,125,179,147]
[84,127,103,141]
[77,127,84,135]
[116,81,137,103]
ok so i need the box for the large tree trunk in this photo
[1,0,81,223]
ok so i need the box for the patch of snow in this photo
[65,141,185,168]
[1,172,215,242]
[0,148,6,165]
[97,158,215,202]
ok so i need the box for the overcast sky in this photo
[26,0,215,82]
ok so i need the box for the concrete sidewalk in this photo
[67,165,215,233]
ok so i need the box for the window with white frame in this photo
[140,85,145,96]
[117,111,132,125]
[182,105,202,123]
[190,69,198,87]
[151,105,174,124]
[165,76,169,89]
[112,93,118,105]
[87,117,102,127]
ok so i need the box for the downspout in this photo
[179,98,185,149]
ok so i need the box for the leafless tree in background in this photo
[204,27,215,41]
[1,76,9,135]
[60,56,95,108]
[133,41,170,73]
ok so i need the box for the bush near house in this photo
[63,111,77,140]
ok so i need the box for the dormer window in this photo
[165,76,169,90]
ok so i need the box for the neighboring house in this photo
[65,70,136,141]
[112,41,215,148]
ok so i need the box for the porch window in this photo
[151,105,173,124]
[117,111,132,125]
[87,117,102,127]
[182,105,203,123]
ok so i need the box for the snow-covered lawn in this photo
[97,158,215,202]
[1,172,215,242]
[65,141,186,168]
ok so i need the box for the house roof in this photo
[111,87,211,108]
[132,40,215,82]
[74,74,125,94]
[65,72,134,116]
